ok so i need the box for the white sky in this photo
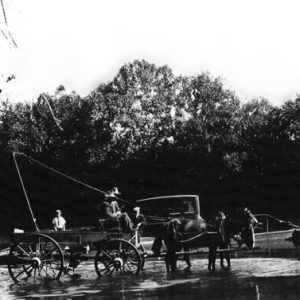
[1,0,300,105]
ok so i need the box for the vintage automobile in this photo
[136,195,299,254]
[253,214,299,252]
[136,195,202,251]
[136,194,201,221]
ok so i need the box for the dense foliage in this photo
[0,60,299,232]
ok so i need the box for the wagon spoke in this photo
[40,248,60,261]
[108,249,117,258]
[37,264,48,282]
[102,250,113,260]
[14,265,33,280]
[40,248,54,260]
[48,260,62,267]
[125,260,137,270]
[35,241,39,257]
[33,268,37,281]
[42,258,60,264]
[38,269,44,282]
[16,245,31,258]
[123,262,133,274]
[40,264,55,279]
[123,251,137,260]
[28,244,34,255]
[49,264,61,274]
[109,266,116,275]
[35,237,43,258]
[100,268,110,274]
[98,262,113,274]
[46,260,59,275]
[123,248,135,255]
[25,265,34,276]
[125,258,139,265]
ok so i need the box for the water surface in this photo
[1,257,299,299]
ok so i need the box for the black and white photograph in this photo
[0,0,299,299]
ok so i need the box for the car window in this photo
[254,215,296,233]
[141,197,197,218]
[268,217,294,232]
[254,216,267,233]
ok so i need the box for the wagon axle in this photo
[113,257,124,269]
[31,257,41,268]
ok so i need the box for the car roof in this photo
[136,195,199,202]
[254,214,276,218]
[254,214,287,220]
[254,214,299,226]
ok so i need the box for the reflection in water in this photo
[1,258,300,299]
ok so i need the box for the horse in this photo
[216,208,258,270]
[207,208,258,270]
[162,208,258,272]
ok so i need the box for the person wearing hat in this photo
[52,209,66,231]
[106,187,122,217]
[101,187,134,233]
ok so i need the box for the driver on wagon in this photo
[106,187,122,218]
[98,187,134,233]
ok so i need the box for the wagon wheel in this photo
[94,239,141,277]
[128,234,146,270]
[8,233,64,284]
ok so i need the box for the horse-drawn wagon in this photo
[0,152,146,284]
[3,226,145,284]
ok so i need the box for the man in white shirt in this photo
[52,209,66,231]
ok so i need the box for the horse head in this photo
[162,218,182,251]
[166,218,182,237]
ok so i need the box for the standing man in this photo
[52,209,66,231]
[132,206,145,226]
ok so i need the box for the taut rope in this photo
[12,152,131,228]
[13,152,39,231]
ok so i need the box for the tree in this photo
[89,60,179,165]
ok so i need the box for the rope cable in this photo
[0,0,8,26]
[13,152,131,205]
[1,28,7,40]
[12,152,39,232]
[40,94,63,131]
[7,30,17,47]
[0,0,17,48]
